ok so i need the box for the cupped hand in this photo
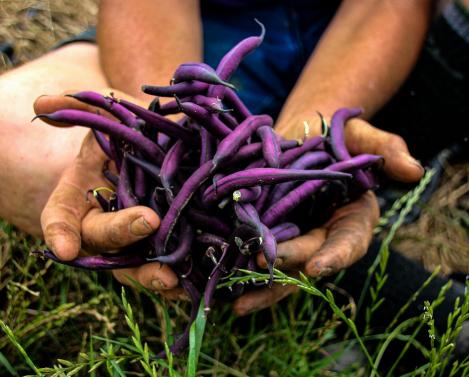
[35,90,182,298]
[233,113,424,316]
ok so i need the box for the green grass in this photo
[0,170,468,376]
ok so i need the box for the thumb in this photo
[40,132,105,260]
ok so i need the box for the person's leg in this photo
[0,43,108,236]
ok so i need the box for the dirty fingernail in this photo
[404,153,424,173]
[130,216,153,236]
[151,279,167,290]
[275,258,284,268]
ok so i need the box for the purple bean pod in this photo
[154,161,215,255]
[177,102,231,139]
[118,99,194,143]
[126,153,161,183]
[269,151,332,204]
[68,91,140,128]
[142,81,209,97]
[33,249,146,270]
[261,154,382,227]
[173,63,236,89]
[213,115,273,167]
[148,219,194,265]
[35,110,165,164]
[196,233,229,250]
[117,155,138,209]
[257,125,281,168]
[329,107,373,189]
[187,208,231,237]
[161,140,187,202]
[199,127,215,165]
[223,88,252,119]
[92,129,112,159]
[260,224,277,284]
[271,222,300,243]
[203,168,351,205]
[208,20,265,100]
[279,136,324,167]
[233,203,264,239]
[218,111,239,130]
[102,161,119,186]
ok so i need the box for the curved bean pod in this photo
[203,168,351,204]
[35,110,165,164]
[213,115,273,167]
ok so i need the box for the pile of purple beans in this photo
[35,24,382,354]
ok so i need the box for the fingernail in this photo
[318,267,334,277]
[275,258,284,268]
[308,260,333,277]
[404,153,424,174]
[151,279,167,290]
[130,216,153,236]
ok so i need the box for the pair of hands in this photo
[35,89,424,313]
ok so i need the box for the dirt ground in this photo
[1,0,467,275]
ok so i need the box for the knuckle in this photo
[386,133,407,152]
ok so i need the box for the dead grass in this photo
[0,0,97,72]
[394,163,469,276]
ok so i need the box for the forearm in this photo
[97,0,202,102]
[276,0,433,138]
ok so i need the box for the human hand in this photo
[233,113,424,315]
[35,90,185,300]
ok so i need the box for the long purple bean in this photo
[117,155,138,209]
[203,168,351,204]
[261,154,382,226]
[257,125,281,168]
[154,161,215,255]
[271,222,300,242]
[33,249,146,270]
[68,91,140,128]
[200,127,215,165]
[233,202,263,238]
[187,208,231,237]
[142,81,209,97]
[223,88,252,119]
[148,220,194,265]
[35,110,165,164]
[269,151,332,204]
[118,99,194,143]
[209,20,265,100]
[92,129,112,159]
[279,136,324,167]
[260,224,277,284]
[173,63,235,89]
[213,115,273,167]
[177,102,231,139]
[161,140,187,201]
[329,107,374,189]
[126,153,161,183]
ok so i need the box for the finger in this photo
[345,119,424,183]
[256,228,326,270]
[40,133,105,261]
[112,262,179,292]
[233,284,299,316]
[305,191,379,277]
[81,206,159,252]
